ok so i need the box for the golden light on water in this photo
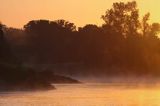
[1,0,160,28]
[1,84,160,106]
[1,0,160,106]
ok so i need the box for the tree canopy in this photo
[1,1,160,76]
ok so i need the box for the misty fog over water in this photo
[0,83,160,106]
[1,1,160,105]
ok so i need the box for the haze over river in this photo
[0,83,160,106]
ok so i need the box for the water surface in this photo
[0,83,160,106]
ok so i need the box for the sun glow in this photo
[0,0,160,28]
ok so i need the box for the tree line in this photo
[1,1,160,76]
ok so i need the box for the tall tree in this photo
[102,1,140,37]
[141,13,150,37]
[24,20,77,63]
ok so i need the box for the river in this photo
[0,83,160,106]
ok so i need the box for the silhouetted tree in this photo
[2,1,160,77]
[0,24,4,40]
[78,24,105,65]
[55,19,76,31]
[24,20,77,64]
[102,1,140,37]
[141,13,150,37]
[0,23,13,64]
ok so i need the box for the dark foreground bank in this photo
[0,65,80,91]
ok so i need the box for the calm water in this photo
[0,83,160,106]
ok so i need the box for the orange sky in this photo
[0,0,160,28]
